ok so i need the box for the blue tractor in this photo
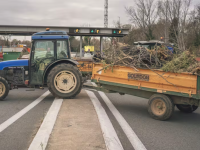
[0,29,82,100]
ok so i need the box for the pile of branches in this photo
[103,42,173,69]
[161,51,200,74]
[102,41,200,75]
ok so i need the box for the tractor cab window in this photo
[57,41,68,59]
[30,40,55,85]
[33,41,54,61]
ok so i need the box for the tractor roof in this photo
[32,30,69,40]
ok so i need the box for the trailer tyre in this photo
[47,63,82,99]
[176,104,198,113]
[148,94,174,121]
[0,77,9,101]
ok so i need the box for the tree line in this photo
[0,36,31,47]
[123,0,200,53]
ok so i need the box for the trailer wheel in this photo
[0,77,9,100]
[176,104,198,113]
[148,94,174,121]
[47,63,82,99]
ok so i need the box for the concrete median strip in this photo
[98,91,147,150]
[46,90,106,150]
[86,90,124,150]
[0,90,50,133]
[28,97,63,150]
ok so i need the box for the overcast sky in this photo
[0,0,132,27]
[0,0,199,40]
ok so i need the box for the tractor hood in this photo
[0,59,28,70]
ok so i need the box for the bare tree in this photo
[125,0,158,40]
[158,0,192,51]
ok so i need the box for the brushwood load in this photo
[102,41,200,75]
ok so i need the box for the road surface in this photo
[89,90,200,150]
[0,86,200,150]
[0,88,53,150]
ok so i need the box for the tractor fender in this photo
[43,59,78,84]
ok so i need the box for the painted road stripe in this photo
[28,98,63,150]
[98,91,147,150]
[86,90,124,150]
[0,91,50,133]
[91,82,97,87]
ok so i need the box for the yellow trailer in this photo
[90,64,200,120]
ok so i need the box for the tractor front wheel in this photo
[0,77,9,100]
[47,63,82,98]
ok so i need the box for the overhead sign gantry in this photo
[0,25,129,37]
[0,25,129,58]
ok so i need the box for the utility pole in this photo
[9,34,11,48]
[165,0,168,43]
[104,0,108,28]
[118,16,121,28]
[118,17,120,42]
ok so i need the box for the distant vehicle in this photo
[84,52,93,58]
[18,44,27,48]
[134,40,174,53]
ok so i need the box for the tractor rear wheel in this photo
[47,63,82,98]
[0,77,9,100]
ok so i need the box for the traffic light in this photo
[112,29,122,34]
[90,29,100,34]
[160,37,164,41]
[69,28,80,33]
[74,29,79,33]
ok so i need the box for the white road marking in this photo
[86,90,124,150]
[98,91,147,150]
[28,98,63,150]
[91,82,97,87]
[0,91,50,133]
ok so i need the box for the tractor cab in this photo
[30,29,73,85]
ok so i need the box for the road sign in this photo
[90,29,100,34]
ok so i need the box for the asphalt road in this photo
[1,84,200,150]
[0,88,54,150]
[91,90,200,150]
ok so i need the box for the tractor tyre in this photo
[0,77,9,101]
[176,104,198,113]
[148,94,174,121]
[47,63,82,99]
